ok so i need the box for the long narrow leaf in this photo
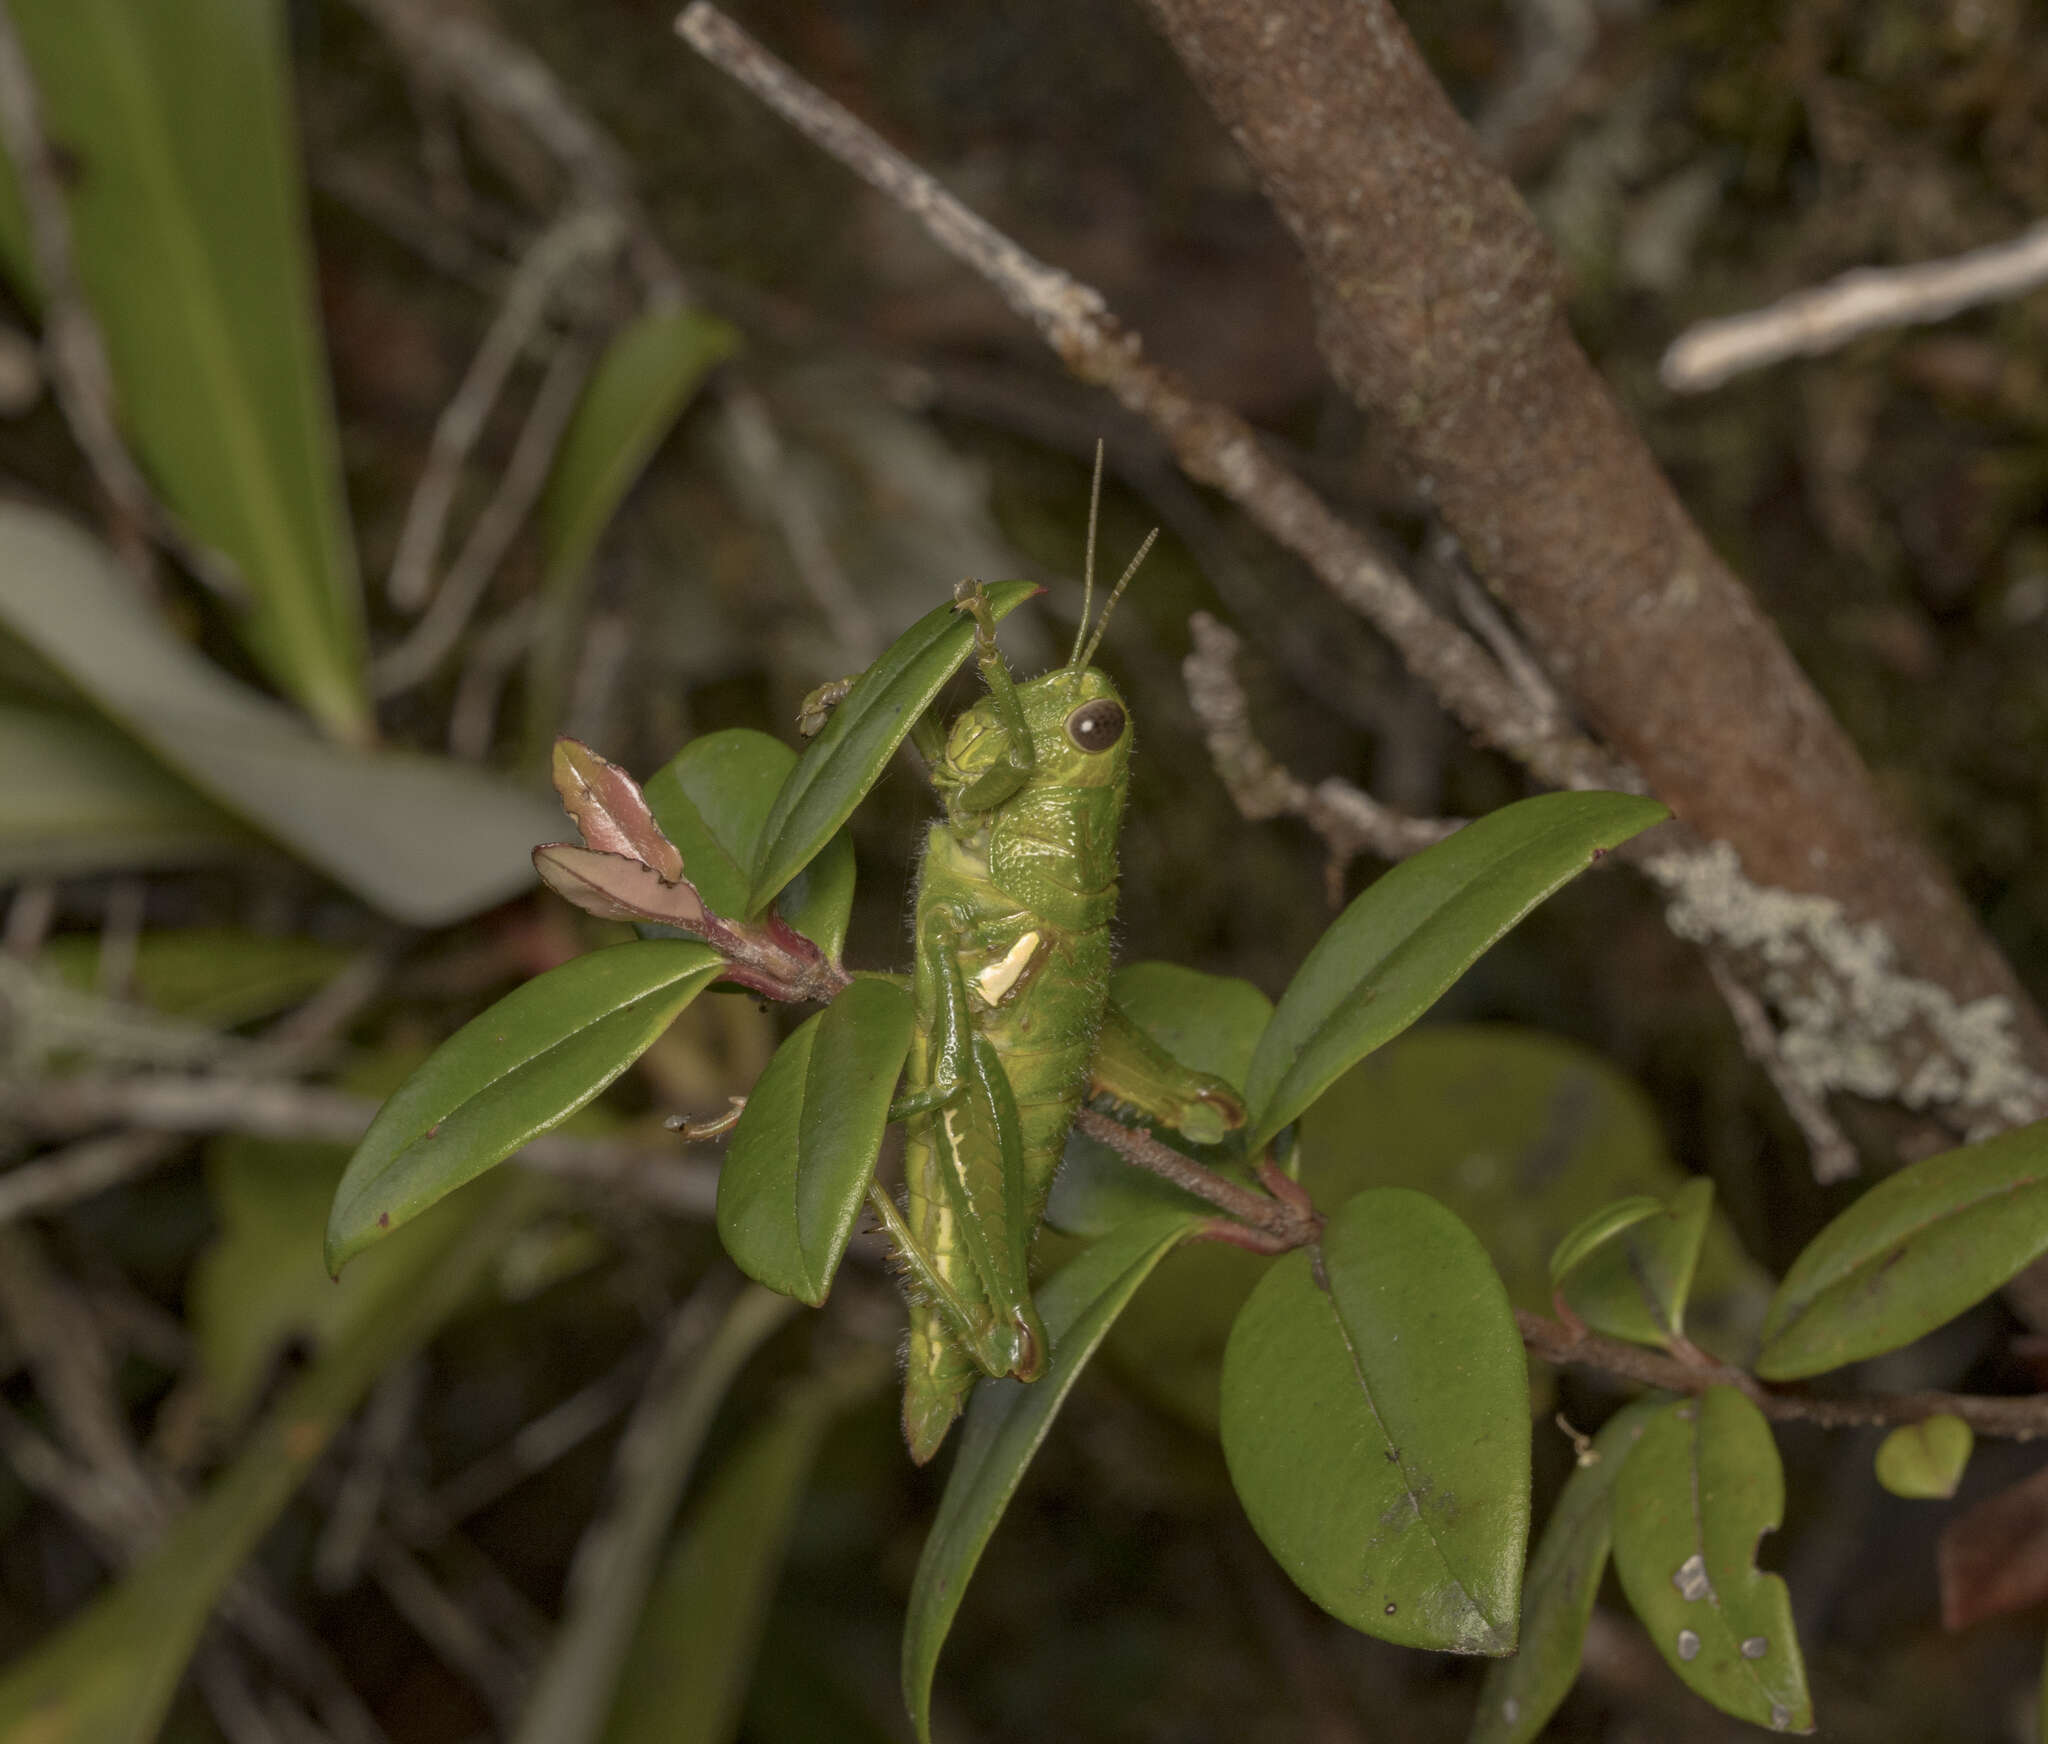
[1243,792,1667,1153]
[748,581,1039,915]
[326,941,722,1271]
[0,0,368,736]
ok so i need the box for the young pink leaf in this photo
[551,738,684,880]
[532,843,709,929]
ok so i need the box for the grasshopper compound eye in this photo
[1065,698,1126,753]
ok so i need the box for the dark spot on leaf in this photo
[377,1212,390,1228]
[426,1123,441,1138]
[1385,1448,1400,1462]
[1384,1602,1397,1615]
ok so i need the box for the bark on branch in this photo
[1135,0,2048,1095]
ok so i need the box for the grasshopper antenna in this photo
[1076,525,1158,671]
[1069,439,1105,671]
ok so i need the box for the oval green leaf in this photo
[326,940,722,1272]
[1241,792,1669,1153]
[747,580,1040,916]
[717,978,915,1304]
[1555,1178,1715,1350]
[0,0,369,737]
[1611,1387,1813,1733]
[643,728,854,956]
[1758,1118,2048,1380]
[1220,1188,1531,1654]
[903,1209,1197,1744]
[0,508,565,925]
[1469,1401,1660,1744]
[1875,1414,1973,1501]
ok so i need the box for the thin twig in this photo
[7,1074,718,1217]
[1517,1309,2048,1440]
[375,335,596,694]
[315,1359,426,1593]
[673,2,1619,794]
[0,1128,189,1224]
[345,0,682,300]
[1182,611,1464,899]
[383,209,619,613]
[718,376,880,660]
[0,0,242,599]
[1663,218,2048,393]
[1071,1107,1319,1248]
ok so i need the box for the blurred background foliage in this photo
[1,0,2047,1739]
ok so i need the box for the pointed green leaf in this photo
[643,728,854,956]
[1611,1388,1812,1733]
[1548,1197,1664,1287]
[1875,1414,1972,1500]
[0,702,253,876]
[39,926,351,1028]
[326,940,721,1272]
[1758,1118,2048,1380]
[1220,1188,1530,1654]
[1242,792,1668,1153]
[1469,1401,1659,1744]
[903,1210,1197,1744]
[717,978,915,1304]
[603,1352,888,1744]
[540,309,738,595]
[2,0,368,736]
[0,508,564,924]
[0,1170,538,1744]
[748,581,1040,915]
[1554,1178,1715,1350]
[525,308,737,744]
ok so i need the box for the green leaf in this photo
[1093,1025,1769,1440]
[602,1353,888,1744]
[748,581,1040,915]
[1548,1197,1664,1287]
[1,0,368,737]
[326,940,722,1272]
[1220,1188,1530,1654]
[0,507,565,924]
[1875,1414,1973,1500]
[643,728,855,956]
[1611,1387,1812,1733]
[0,702,252,876]
[902,1210,1197,1744]
[511,1284,798,1744]
[1241,792,1668,1154]
[1758,1118,2048,1380]
[0,1170,538,1744]
[717,979,915,1304]
[526,309,737,745]
[1469,1401,1660,1744]
[1554,1178,1715,1350]
[39,926,352,1028]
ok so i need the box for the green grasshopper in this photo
[534,461,1246,1460]
[836,498,1247,1461]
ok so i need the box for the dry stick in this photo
[8,1074,718,1218]
[0,0,242,600]
[1663,218,2048,393]
[1516,1310,2048,1441]
[375,334,596,694]
[382,209,619,614]
[345,0,682,302]
[1182,610,1466,896]
[674,3,1616,798]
